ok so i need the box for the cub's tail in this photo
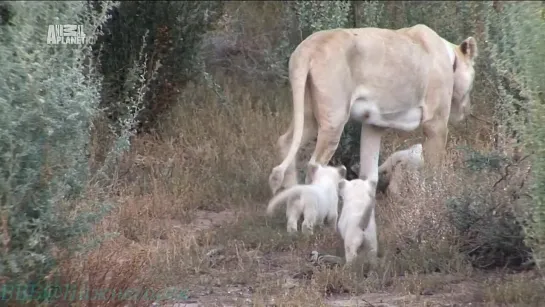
[266,185,315,216]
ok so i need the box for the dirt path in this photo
[148,208,494,307]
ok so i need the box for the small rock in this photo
[293,268,313,280]
[282,277,298,289]
[420,288,434,296]
[171,301,199,307]
[205,245,225,257]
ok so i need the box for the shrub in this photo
[0,0,116,288]
[483,1,545,269]
[95,1,224,132]
[446,148,532,269]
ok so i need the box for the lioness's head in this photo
[451,36,478,123]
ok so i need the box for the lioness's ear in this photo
[337,165,347,178]
[460,36,478,61]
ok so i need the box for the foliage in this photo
[260,1,352,85]
[294,1,351,38]
[446,149,532,269]
[0,0,117,287]
[483,1,545,269]
[95,1,224,132]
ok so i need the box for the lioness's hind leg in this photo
[272,111,318,192]
[306,126,345,183]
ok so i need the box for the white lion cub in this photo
[378,143,424,176]
[337,178,378,265]
[266,163,346,234]
[377,143,424,195]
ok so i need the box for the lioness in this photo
[266,163,346,234]
[268,24,478,196]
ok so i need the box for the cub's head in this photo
[338,178,376,200]
[307,163,346,184]
[451,36,478,123]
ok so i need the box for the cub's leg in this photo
[301,201,317,235]
[286,197,302,233]
[326,211,338,233]
[344,228,365,264]
[302,219,315,235]
[362,213,379,266]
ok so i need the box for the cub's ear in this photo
[307,162,319,181]
[350,163,359,174]
[336,165,347,178]
[460,36,478,61]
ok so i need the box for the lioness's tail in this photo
[266,185,314,216]
[269,47,312,186]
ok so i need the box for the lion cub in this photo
[378,143,423,175]
[266,163,346,234]
[378,143,424,195]
[337,178,378,265]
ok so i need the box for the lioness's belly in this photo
[350,99,423,132]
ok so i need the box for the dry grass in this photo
[46,74,544,307]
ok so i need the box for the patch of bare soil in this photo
[327,278,483,307]
[149,208,536,307]
[162,278,484,307]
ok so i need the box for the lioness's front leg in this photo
[422,118,448,168]
[358,124,385,186]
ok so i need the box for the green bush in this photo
[483,1,545,269]
[0,1,117,287]
[447,148,532,269]
[95,1,224,132]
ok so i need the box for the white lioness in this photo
[268,24,478,197]
[266,163,346,234]
[337,178,378,265]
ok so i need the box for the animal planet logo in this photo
[46,25,93,45]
